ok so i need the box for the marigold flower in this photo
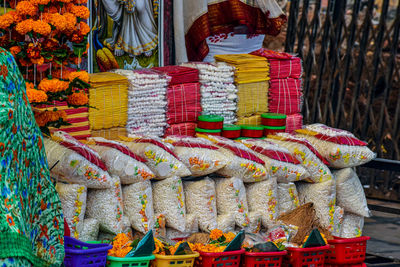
[63,12,76,32]
[74,0,87,4]
[210,229,223,240]
[0,13,15,29]
[108,233,132,258]
[67,91,88,106]
[38,78,69,93]
[70,5,90,19]
[26,88,48,103]
[58,0,72,3]
[9,46,22,57]
[52,68,71,80]
[7,11,23,23]
[223,232,236,243]
[16,19,34,35]
[69,70,89,83]
[16,1,38,17]
[31,0,50,5]
[33,20,51,36]
[34,110,67,127]
[79,21,90,35]
[49,13,67,31]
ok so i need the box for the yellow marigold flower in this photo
[68,70,89,83]
[33,20,51,36]
[223,232,236,243]
[67,92,88,106]
[16,19,34,35]
[16,1,38,17]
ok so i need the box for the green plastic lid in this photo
[235,137,250,140]
[241,125,264,131]
[261,113,287,119]
[264,125,286,130]
[223,124,241,131]
[198,115,224,122]
[195,128,222,133]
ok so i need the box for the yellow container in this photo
[151,253,199,267]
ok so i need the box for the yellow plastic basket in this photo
[151,253,199,267]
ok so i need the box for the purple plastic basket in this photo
[64,236,112,267]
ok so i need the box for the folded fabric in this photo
[237,81,269,117]
[89,73,129,130]
[164,123,197,137]
[267,58,302,79]
[153,66,199,85]
[268,78,302,115]
[236,115,262,126]
[166,83,202,124]
[286,113,303,133]
[91,127,127,140]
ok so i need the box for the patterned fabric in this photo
[0,48,64,266]
[0,257,32,267]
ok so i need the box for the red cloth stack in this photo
[286,113,303,133]
[153,66,202,136]
[251,49,303,129]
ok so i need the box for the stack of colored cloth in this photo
[215,54,270,125]
[37,100,91,140]
[251,49,303,131]
[153,66,202,136]
[111,69,168,137]
[89,73,128,131]
[182,62,237,124]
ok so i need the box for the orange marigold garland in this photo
[108,233,133,258]
[67,91,88,106]
[79,21,90,36]
[68,70,89,83]
[31,0,51,5]
[27,88,48,103]
[70,5,90,19]
[0,13,15,29]
[34,110,68,127]
[9,46,22,57]
[49,13,68,32]
[33,20,51,36]
[16,19,34,35]
[16,1,38,17]
[38,78,69,93]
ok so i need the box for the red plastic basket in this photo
[243,251,287,267]
[198,249,245,267]
[283,245,329,267]
[326,236,370,265]
[325,263,366,267]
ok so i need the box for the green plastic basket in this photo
[107,255,155,267]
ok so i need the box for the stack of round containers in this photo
[195,115,224,136]
[261,113,287,136]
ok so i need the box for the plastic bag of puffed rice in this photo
[215,177,250,228]
[332,206,344,237]
[183,178,217,232]
[296,124,376,168]
[56,183,87,239]
[86,176,124,234]
[238,138,310,183]
[244,211,262,234]
[98,232,115,241]
[246,178,279,228]
[80,218,100,242]
[163,136,228,176]
[44,132,113,189]
[268,133,333,183]
[277,183,300,216]
[217,214,236,233]
[152,176,186,232]
[122,180,154,233]
[297,179,336,232]
[120,136,191,179]
[340,212,364,238]
[333,168,371,217]
[197,135,268,183]
[89,137,156,184]
[166,214,199,240]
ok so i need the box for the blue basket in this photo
[64,236,112,267]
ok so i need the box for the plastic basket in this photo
[325,263,366,267]
[243,251,287,267]
[151,252,199,267]
[198,249,245,267]
[326,236,370,265]
[283,245,329,267]
[107,255,155,267]
[64,236,112,267]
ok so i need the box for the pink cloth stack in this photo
[153,66,202,136]
[286,113,303,133]
[268,78,302,115]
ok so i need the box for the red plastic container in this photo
[325,236,370,265]
[325,263,366,267]
[241,125,264,138]
[222,124,242,139]
[197,115,224,130]
[243,251,287,267]
[264,126,286,136]
[198,249,245,267]
[283,245,329,267]
[261,113,287,127]
[195,128,221,136]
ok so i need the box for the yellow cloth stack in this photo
[215,54,270,84]
[236,115,262,125]
[89,73,129,130]
[236,81,269,117]
[90,127,127,140]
